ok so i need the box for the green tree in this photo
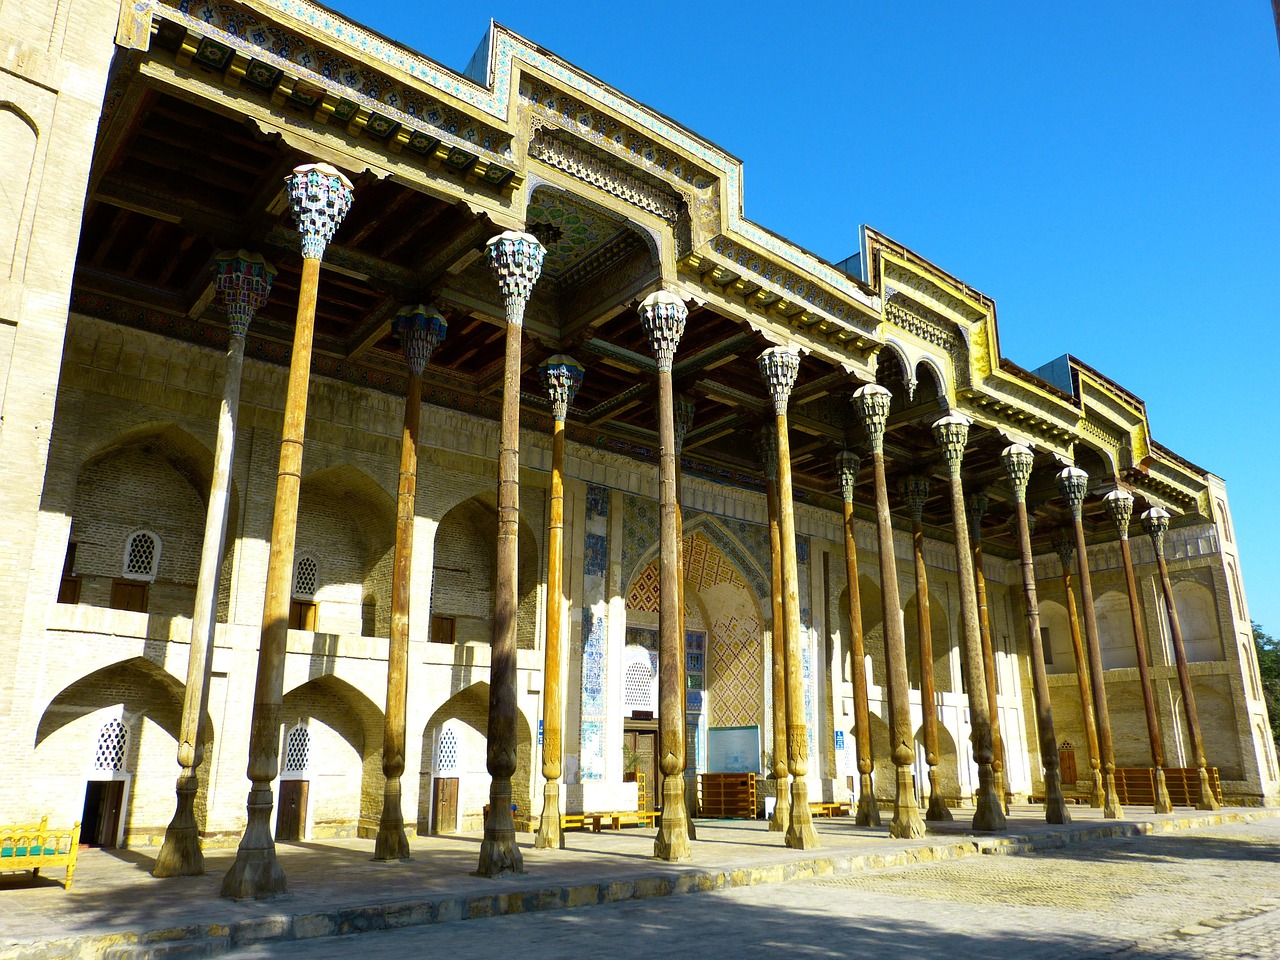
[1254,622,1280,753]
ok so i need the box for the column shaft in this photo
[912,520,950,822]
[1062,567,1103,805]
[1119,534,1172,813]
[535,418,567,849]
[841,499,879,826]
[766,466,792,831]
[973,539,1008,807]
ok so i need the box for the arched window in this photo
[435,727,459,776]
[282,723,310,776]
[289,555,318,630]
[122,531,160,581]
[622,647,657,716]
[93,719,128,773]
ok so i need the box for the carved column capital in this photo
[836,450,861,503]
[392,304,447,376]
[214,250,276,338]
[1141,506,1171,556]
[638,291,688,371]
[538,354,585,422]
[674,392,696,454]
[967,489,989,544]
[851,383,892,454]
[757,426,778,482]
[287,163,354,261]
[932,413,972,474]
[1057,466,1090,521]
[487,231,546,325]
[758,345,801,415]
[1051,527,1075,573]
[900,475,930,523]
[1000,443,1035,502]
[1103,488,1135,540]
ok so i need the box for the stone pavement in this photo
[1,805,1276,960]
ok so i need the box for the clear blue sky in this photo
[326,1,1279,630]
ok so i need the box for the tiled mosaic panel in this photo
[708,604,763,729]
[580,484,610,781]
[626,532,748,613]
[626,626,658,651]
[620,495,658,587]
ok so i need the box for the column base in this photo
[785,777,820,849]
[372,777,410,861]
[769,776,790,831]
[1153,768,1173,814]
[221,786,286,899]
[993,768,1009,814]
[654,775,691,861]
[1102,770,1125,820]
[855,772,881,827]
[534,781,564,850]
[684,775,698,841]
[1089,767,1105,808]
[972,762,1007,832]
[476,778,523,877]
[153,775,204,877]
[1195,766,1220,811]
[889,765,925,839]
[1041,768,1071,825]
[924,767,952,822]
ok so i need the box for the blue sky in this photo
[326,2,1279,629]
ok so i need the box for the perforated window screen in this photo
[283,724,310,774]
[623,660,655,714]
[294,556,317,598]
[436,728,459,774]
[124,532,159,580]
[94,719,128,772]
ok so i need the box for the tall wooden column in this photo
[1001,444,1069,824]
[477,231,546,877]
[374,305,447,861]
[932,414,1005,831]
[852,384,924,839]
[760,429,792,832]
[1058,467,1123,819]
[760,346,819,849]
[968,491,1008,809]
[902,476,951,822]
[155,251,275,878]
[1142,507,1220,811]
[222,164,353,900]
[640,290,692,861]
[534,355,584,850]
[837,451,880,827]
[1103,489,1173,814]
[674,393,698,840]
[1051,528,1104,806]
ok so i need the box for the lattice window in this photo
[122,531,160,581]
[293,556,318,599]
[436,727,459,775]
[93,719,128,772]
[283,724,310,774]
[623,658,655,714]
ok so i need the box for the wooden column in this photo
[374,306,447,861]
[760,429,792,832]
[760,346,819,849]
[477,231,546,877]
[1001,444,1069,824]
[852,384,924,839]
[1143,507,1220,811]
[1104,489,1173,814]
[1052,528,1104,806]
[674,393,697,840]
[222,164,353,900]
[640,290,692,861]
[968,491,1008,809]
[534,356,584,850]
[155,252,275,878]
[837,451,880,827]
[1058,466,1124,819]
[932,413,1005,831]
[902,476,951,822]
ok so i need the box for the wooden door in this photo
[81,780,125,847]
[276,780,308,841]
[1058,743,1078,787]
[432,777,458,834]
[625,730,659,810]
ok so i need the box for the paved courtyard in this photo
[226,818,1280,960]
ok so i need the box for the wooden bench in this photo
[809,801,851,818]
[0,818,81,889]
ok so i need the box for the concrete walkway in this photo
[2,805,1276,960]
